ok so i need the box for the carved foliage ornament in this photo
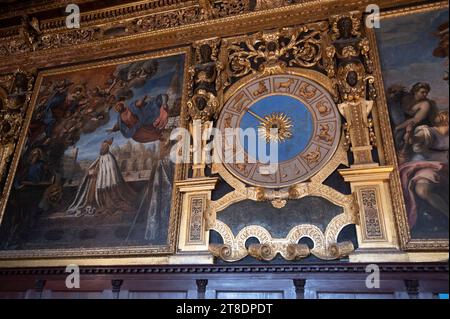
[0,70,35,187]
[0,1,254,57]
[222,23,329,87]
[0,70,35,145]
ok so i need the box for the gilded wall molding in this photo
[0,0,96,18]
[0,0,428,75]
[0,1,250,57]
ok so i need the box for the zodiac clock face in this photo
[216,74,341,188]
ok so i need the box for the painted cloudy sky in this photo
[375,8,449,109]
[69,54,184,161]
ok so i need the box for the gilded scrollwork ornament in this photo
[285,243,310,261]
[329,241,355,259]
[247,243,275,261]
[209,243,233,260]
[0,69,35,188]
[19,15,42,52]
[221,23,329,87]
[210,217,356,262]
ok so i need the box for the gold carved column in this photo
[174,38,222,262]
[328,13,402,261]
[340,167,400,253]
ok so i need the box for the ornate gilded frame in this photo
[368,1,449,251]
[0,47,191,267]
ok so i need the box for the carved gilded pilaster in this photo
[176,177,218,254]
[187,38,222,178]
[338,99,377,166]
[340,167,401,260]
[330,13,402,260]
[327,11,378,167]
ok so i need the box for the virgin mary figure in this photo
[67,139,137,216]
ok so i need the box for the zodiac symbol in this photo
[297,82,318,100]
[85,205,96,216]
[232,92,250,113]
[315,101,331,117]
[317,123,333,143]
[235,153,249,174]
[253,81,269,97]
[303,146,321,165]
[282,165,301,179]
[224,114,233,128]
[259,166,276,181]
[235,163,248,174]
[276,78,295,92]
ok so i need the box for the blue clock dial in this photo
[239,95,314,163]
[217,73,341,188]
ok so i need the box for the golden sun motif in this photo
[258,112,293,143]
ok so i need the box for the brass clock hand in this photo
[244,106,269,125]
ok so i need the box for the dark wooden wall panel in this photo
[0,263,447,299]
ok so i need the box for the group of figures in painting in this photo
[388,83,448,237]
[377,8,449,239]
[0,54,185,250]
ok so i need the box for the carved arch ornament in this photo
[194,20,369,262]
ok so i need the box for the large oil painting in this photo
[376,7,449,240]
[0,49,188,258]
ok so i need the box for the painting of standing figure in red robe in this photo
[376,8,449,239]
[0,51,186,253]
